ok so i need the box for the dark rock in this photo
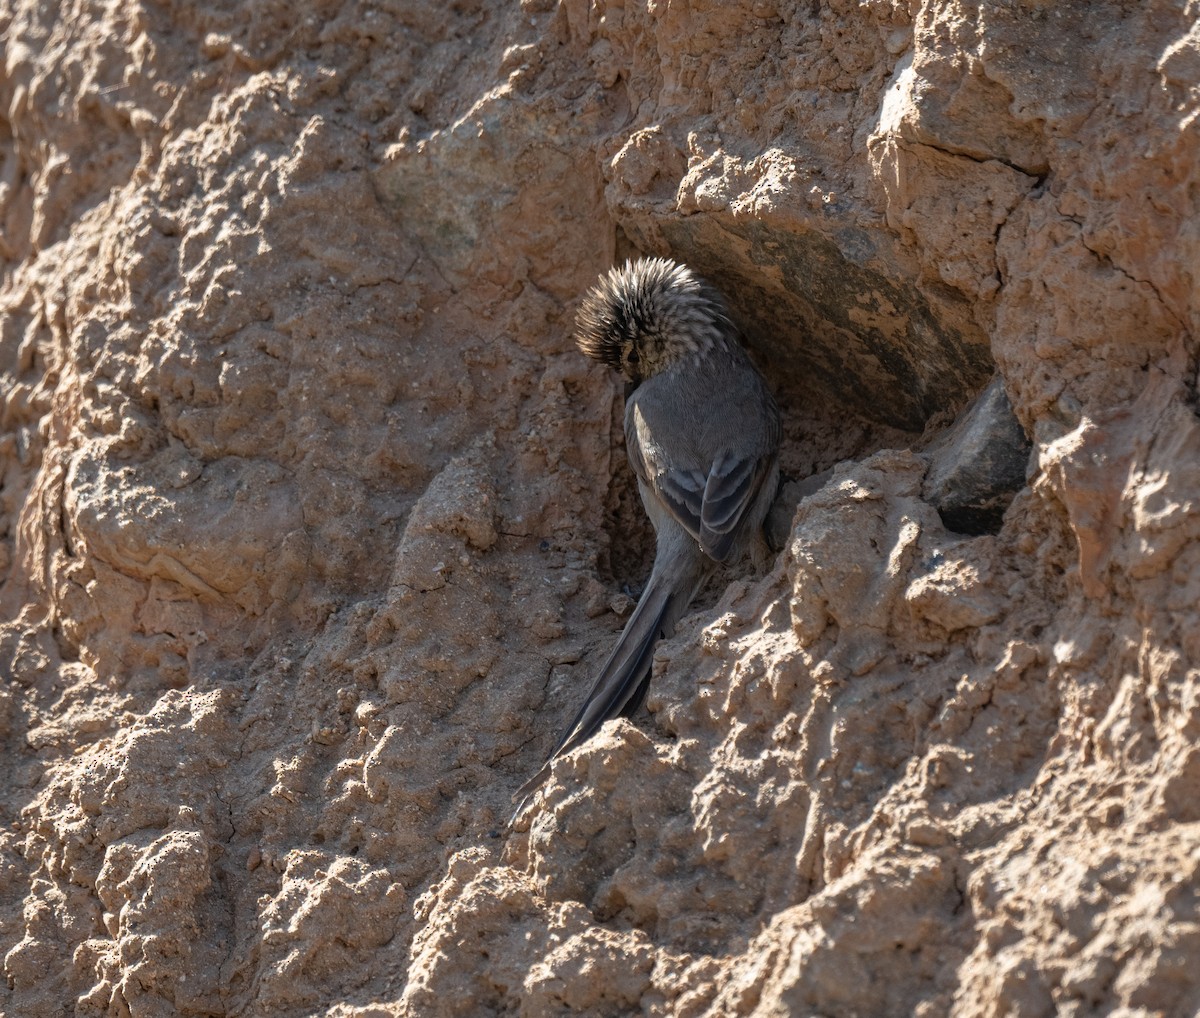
[922,376,1032,535]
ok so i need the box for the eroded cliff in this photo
[1,1,1198,1015]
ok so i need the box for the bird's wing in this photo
[626,410,703,539]
[653,467,708,538]
[628,403,774,563]
[695,450,775,561]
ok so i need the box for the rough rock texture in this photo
[1,1,1198,1016]
[923,375,1031,535]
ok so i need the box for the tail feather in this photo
[511,567,700,816]
[549,577,675,760]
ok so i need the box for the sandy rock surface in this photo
[1,0,1198,1015]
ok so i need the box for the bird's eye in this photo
[627,349,640,363]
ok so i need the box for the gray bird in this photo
[513,257,781,812]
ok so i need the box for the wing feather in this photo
[698,454,773,561]
[627,389,777,564]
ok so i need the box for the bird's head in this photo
[574,257,735,384]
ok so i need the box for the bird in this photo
[512,256,781,817]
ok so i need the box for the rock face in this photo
[1,1,1197,1016]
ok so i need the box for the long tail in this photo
[512,555,708,815]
